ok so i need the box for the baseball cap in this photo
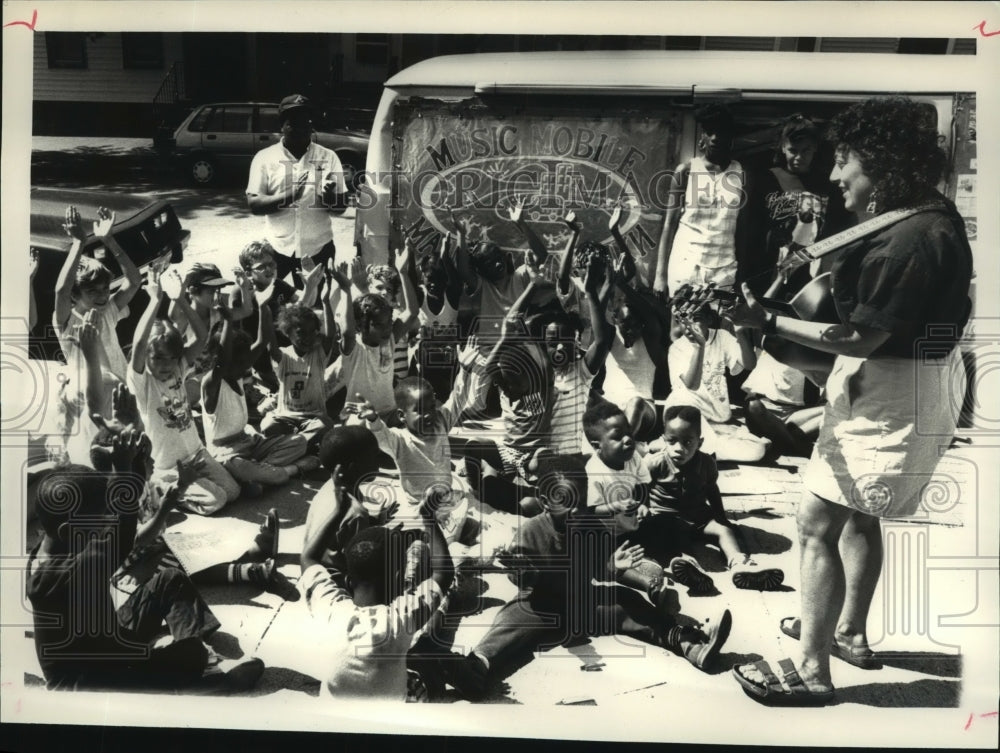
[184,262,231,289]
[278,94,313,120]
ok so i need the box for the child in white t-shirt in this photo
[126,267,240,515]
[665,305,770,462]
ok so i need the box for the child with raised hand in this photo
[546,236,616,457]
[413,233,464,401]
[643,405,785,593]
[27,437,264,692]
[332,241,418,420]
[346,256,418,382]
[602,207,670,444]
[461,277,555,515]
[201,308,318,495]
[54,205,143,383]
[169,261,252,407]
[350,336,483,541]
[127,265,241,515]
[300,455,454,701]
[666,303,770,462]
[441,454,732,701]
[258,274,337,451]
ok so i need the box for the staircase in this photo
[152,62,190,150]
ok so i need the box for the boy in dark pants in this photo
[27,439,263,692]
[441,455,732,700]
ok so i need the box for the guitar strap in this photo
[779,202,946,272]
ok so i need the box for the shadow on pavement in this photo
[833,678,960,707]
[877,651,962,678]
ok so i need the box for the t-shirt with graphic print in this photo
[127,360,203,471]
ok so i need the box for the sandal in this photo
[779,616,882,670]
[733,658,834,707]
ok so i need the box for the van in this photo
[355,50,979,303]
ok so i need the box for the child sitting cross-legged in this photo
[201,310,320,496]
[440,454,732,701]
[27,445,264,693]
[127,266,241,515]
[300,451,455,701]
[329,242,418,422]
[351,335,483,543]
[257,280,337,451]
[642,404,785,593]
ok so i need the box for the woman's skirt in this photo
[802,348,965,518]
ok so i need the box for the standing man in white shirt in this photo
[246,94,348,292]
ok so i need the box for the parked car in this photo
[162,101,369,187]
[29,187,189,362]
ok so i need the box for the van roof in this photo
[385,50,971,96]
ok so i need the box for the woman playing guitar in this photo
[728,97,973,706]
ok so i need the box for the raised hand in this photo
[160,268,184,301]
[331,261,352,292]
[301,255,324,287]
[62,205,86,240]
[76,309,101,358]
[507,194,527,223]
[449,208,469,237]
[457,335,483,371]
[726,282,770,330]
[608,203,623,232]
[330,463,346,509]
[562,210,580,232]
[377,498,399,525]
[111,382,142,429]
[583,253,606,293]
[342,392,377,421]
[348,256,367,289]
[145,264,163,299]
[232,266,252,293]
[29,248,39,280]
[110,427,146,473]
[92,206,115,238]
[613,541,645,572]
[395,238,414,273]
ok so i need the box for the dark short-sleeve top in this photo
[831,197,973,359]
[646,450,720,524]
[242,279,297,372]
[26,536,129,689]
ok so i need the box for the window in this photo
[257,106,280,133]
[122,32,164,69]
[201,106,253,133]
[355,34,389,65]
[45,32,87,69]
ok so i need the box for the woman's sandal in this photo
[733,658,834,707]
[780,616,883,670]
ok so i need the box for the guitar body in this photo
[761,273,838,374]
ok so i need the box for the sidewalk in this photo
[9,432,987,745]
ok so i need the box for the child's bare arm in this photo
[76,312,106,417]
[320,266,337,356]
[163,270,207,364]
[508,195,548,269]
[298,256,323,308]
[449,209,478,292]
[419,491,456,594]
[229,268,255,322]
[133,456,200,550]
[556,211,581,296]
[130,267,164,375]
[330,261,356,356]
[653,163,690,294]
[53,206,88,328]
[393,238,419,339]
[439,233,464,308]
[89,208,142,311]
[301,464,351,571]
[582,256,614,375]
[608,204,637,283]
[258,296,283,366]
[201,310,233,415]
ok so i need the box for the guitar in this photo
[671,274,838,374]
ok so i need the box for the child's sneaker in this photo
[669,556,716,596]
[443,652,490,701]
[247,559,277,590]
[732,562,785,591]
[253,508,280,560]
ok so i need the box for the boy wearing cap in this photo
[169,262,252,408]
[246,94,349,291]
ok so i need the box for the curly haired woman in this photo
[728,97,973,705]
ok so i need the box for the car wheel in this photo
[189,155,216,185]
